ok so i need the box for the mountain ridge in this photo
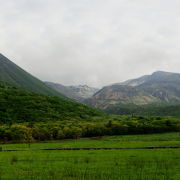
[45,81,99,102]
[0,53,66,98]
[85,71,180,109]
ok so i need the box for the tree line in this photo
[0,116,180,143]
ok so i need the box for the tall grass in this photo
[0,149,179,179]
[0,133,180,179]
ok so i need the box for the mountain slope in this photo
[0,53,65,98]
[45,82,99,102]
[138,71,180,103]
[86,71,180,110]
[105,103,180,116]
[85,84,159,109]
[0,83,103,124]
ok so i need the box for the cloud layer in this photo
[0,0,180,87]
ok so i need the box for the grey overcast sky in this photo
[0,0,180,88]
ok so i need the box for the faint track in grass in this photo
[1,146,180,152]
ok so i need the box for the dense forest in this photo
[0,116,180,142]
[0,83,103,124]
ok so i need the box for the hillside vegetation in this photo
[105,103,180,116]
[0,83,103,124]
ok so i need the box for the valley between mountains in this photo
[0,54,180,180]
[46,69,180,116]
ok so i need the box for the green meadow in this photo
[0,132,180,150]
[0,132,180,180]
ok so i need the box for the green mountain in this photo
[0,53,65,98]
[85,71,180,113]
[0,83,103,124]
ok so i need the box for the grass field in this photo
[1,132,180,150]
[0,132,180,180]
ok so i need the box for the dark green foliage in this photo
[0,85,103,124]
[0,116,179,142]
[105,103,180,116]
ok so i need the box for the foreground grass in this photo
[0,149,180,180]
[0,133,180,179]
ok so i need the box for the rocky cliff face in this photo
[85,71,180,109]
[45,82,99,102]
[68,85,99,99]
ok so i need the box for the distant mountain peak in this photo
[45,82,99,102]
[152,71,173,76]
[86,71,180,109]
